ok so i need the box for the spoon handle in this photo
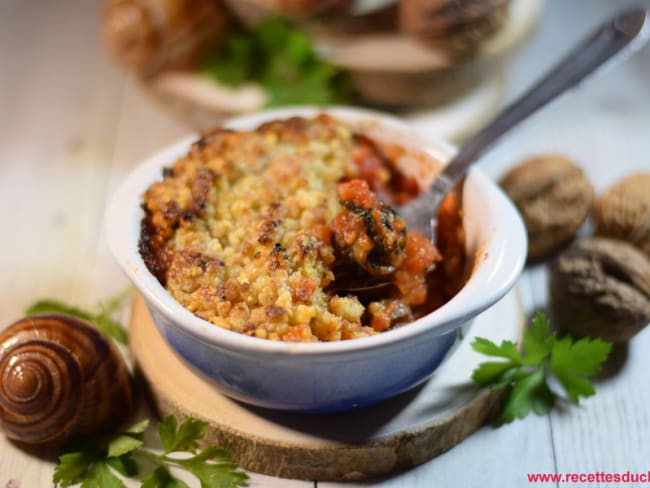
[425,7,649,218]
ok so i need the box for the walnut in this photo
[550,238,650,343]
[499,155,594,260]
[594,172,650,258]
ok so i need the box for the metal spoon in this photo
[338,7,650,293]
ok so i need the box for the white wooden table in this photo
[1,0,649,486]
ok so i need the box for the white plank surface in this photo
[1,0,650,487]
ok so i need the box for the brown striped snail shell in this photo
[102,0,231,77]
[0,314,136,445]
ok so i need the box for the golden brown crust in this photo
[140,115,466,342]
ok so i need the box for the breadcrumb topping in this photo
[140,115,464,342]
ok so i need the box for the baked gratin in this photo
[140,114,466,342]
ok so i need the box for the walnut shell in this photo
[0,314,136,445]
[594,172,650,258]
[499,155,594,260]
[550,238,650,343]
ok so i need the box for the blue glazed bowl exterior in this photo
[107,107,527,413]
[148,303,465,412]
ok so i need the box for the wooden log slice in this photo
[129,288,523,481]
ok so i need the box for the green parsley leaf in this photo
[471,337,522,363]
[125,418,150,435]
[202,17,352,107]
[471,312,612,423]
[171,446,249,488]
[107,434,144,458]
[551,335,612,377]
[106,455,139,477]
[26,300,95,322]
[142,467,191,488]
[25,288,133,344]
[471,360,519,387]
[550,336,612,403]
[80,462,125,488]
[159,416,208,454]
[95,311,129,344]
[204,33,255,87]
[54,451,99,487]
[500,368,555,422]
[522,313,555,365]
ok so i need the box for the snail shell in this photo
[222,0,351,27]
[102,0,231,77]
[0,314,136,445]
[399,0,510,60]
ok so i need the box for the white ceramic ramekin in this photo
[106,107,527,412]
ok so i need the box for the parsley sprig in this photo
[202,18,353,107]
[471,312,612,423]
[53,416,249,488]
[25,288,133,344]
